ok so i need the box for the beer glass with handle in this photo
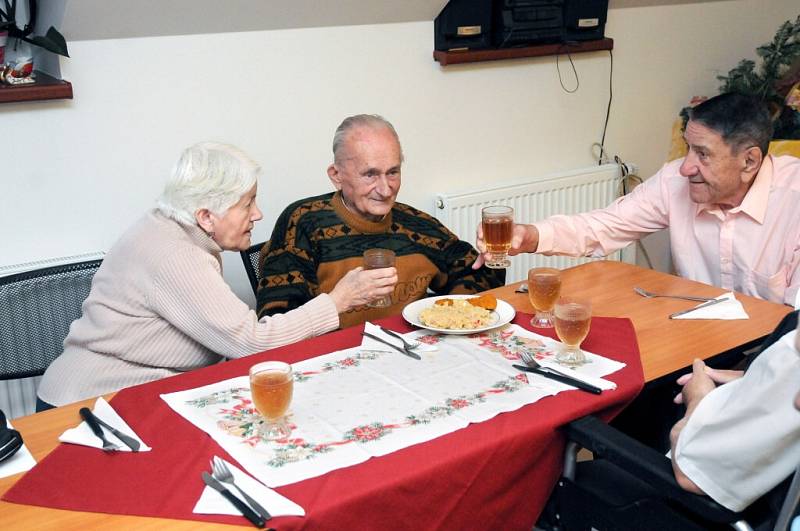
[249,361,294,440]
[481,205,514,269]
[554,296,592,367]
[528,267,561,328]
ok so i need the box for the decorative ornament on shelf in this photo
[0,0,69,86]
[670,15,800,160]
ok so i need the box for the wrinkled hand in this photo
[472,223,540,269]
[678,359,717,413]
[329,266,398,313]
[673,366,743,404]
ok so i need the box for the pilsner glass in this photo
[363,248,396,307]
[554,296,592,367]
[481,205,514,269]
[249,361,294,440]
[527,267,562,328]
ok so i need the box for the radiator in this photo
[0,251,105,419]
[434,164,630,284]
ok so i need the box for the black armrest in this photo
[565,415,742,524]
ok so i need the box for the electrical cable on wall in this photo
[597,49,613,165]
[556,43,580,93]
[613,155,654,270]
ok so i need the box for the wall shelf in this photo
[0,71,73,104]
[433,37,613,66]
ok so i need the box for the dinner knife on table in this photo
[202,472,267,528]
[512,364,602,395]
[361,332,422,360]
[79,408,141,452]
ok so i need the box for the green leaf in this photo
[25,26,69,57]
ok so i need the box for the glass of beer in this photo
[528,267,561,328]
[554,296,592,367]
[481,205,514,269]
[249,361,294,440]
[363,248,396,308]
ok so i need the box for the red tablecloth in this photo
[4,314,643,530]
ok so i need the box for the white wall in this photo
[2,1,797,306]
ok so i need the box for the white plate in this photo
[402,294,516,335]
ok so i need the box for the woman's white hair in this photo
[156,142,261,225]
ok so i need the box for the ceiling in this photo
[61,0,728,41]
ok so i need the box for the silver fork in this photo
[518,351,602,394]
[633,286,715,302]
[211,456,272,521]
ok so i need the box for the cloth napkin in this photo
[59,397,151,451]
[670,292,749,320]
[194,457,305,517]
[362,321,437,352]
[0,419,36,479]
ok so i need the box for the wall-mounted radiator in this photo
[434,164,631,284]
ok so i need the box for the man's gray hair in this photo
[332,114,404,164]
[156,142,261,225]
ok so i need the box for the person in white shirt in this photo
[670,317,800,512]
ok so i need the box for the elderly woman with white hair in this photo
[37,142,397,409]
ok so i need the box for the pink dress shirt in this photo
[535,155,800,305]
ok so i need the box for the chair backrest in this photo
[240,241,267,296]
[0,259,102,380]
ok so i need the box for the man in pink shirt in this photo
[476,92,800,306]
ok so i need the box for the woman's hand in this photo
[329,266,398,313]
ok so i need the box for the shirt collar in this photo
[331,191,393,233]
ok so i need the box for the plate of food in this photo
[402,294,516,334]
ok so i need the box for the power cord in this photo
[598,49,613,166]
[613,155,654,270]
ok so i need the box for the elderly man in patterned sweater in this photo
[257,114,504,328]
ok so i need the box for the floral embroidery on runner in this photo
[185,373,529,468]
[469,329,556,360]
[293,350,385,382]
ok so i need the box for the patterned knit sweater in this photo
[38,210,340,406]
[256,192,505,328]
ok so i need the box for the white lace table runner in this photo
[161,324,625,487]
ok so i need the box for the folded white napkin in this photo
[670,292,749,320]
[194,457,305,517]
[535,359,618,390]
[0,419,36,479]
[362,321,437,353]
[59,397,151,452]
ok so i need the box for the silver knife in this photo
[202,472,266,528]
[361,332,422,360]
[668,297,726,319]
[81,408,141,452]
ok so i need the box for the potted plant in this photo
[668,15,800,160]
[0,0,69,59]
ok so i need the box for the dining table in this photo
[0,311,643,530]
[0,260,790,529]
[486,260,793,382]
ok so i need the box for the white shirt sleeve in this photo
[674,331,800,512]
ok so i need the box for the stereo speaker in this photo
[563,0,609,41]
[434,0,493,51]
